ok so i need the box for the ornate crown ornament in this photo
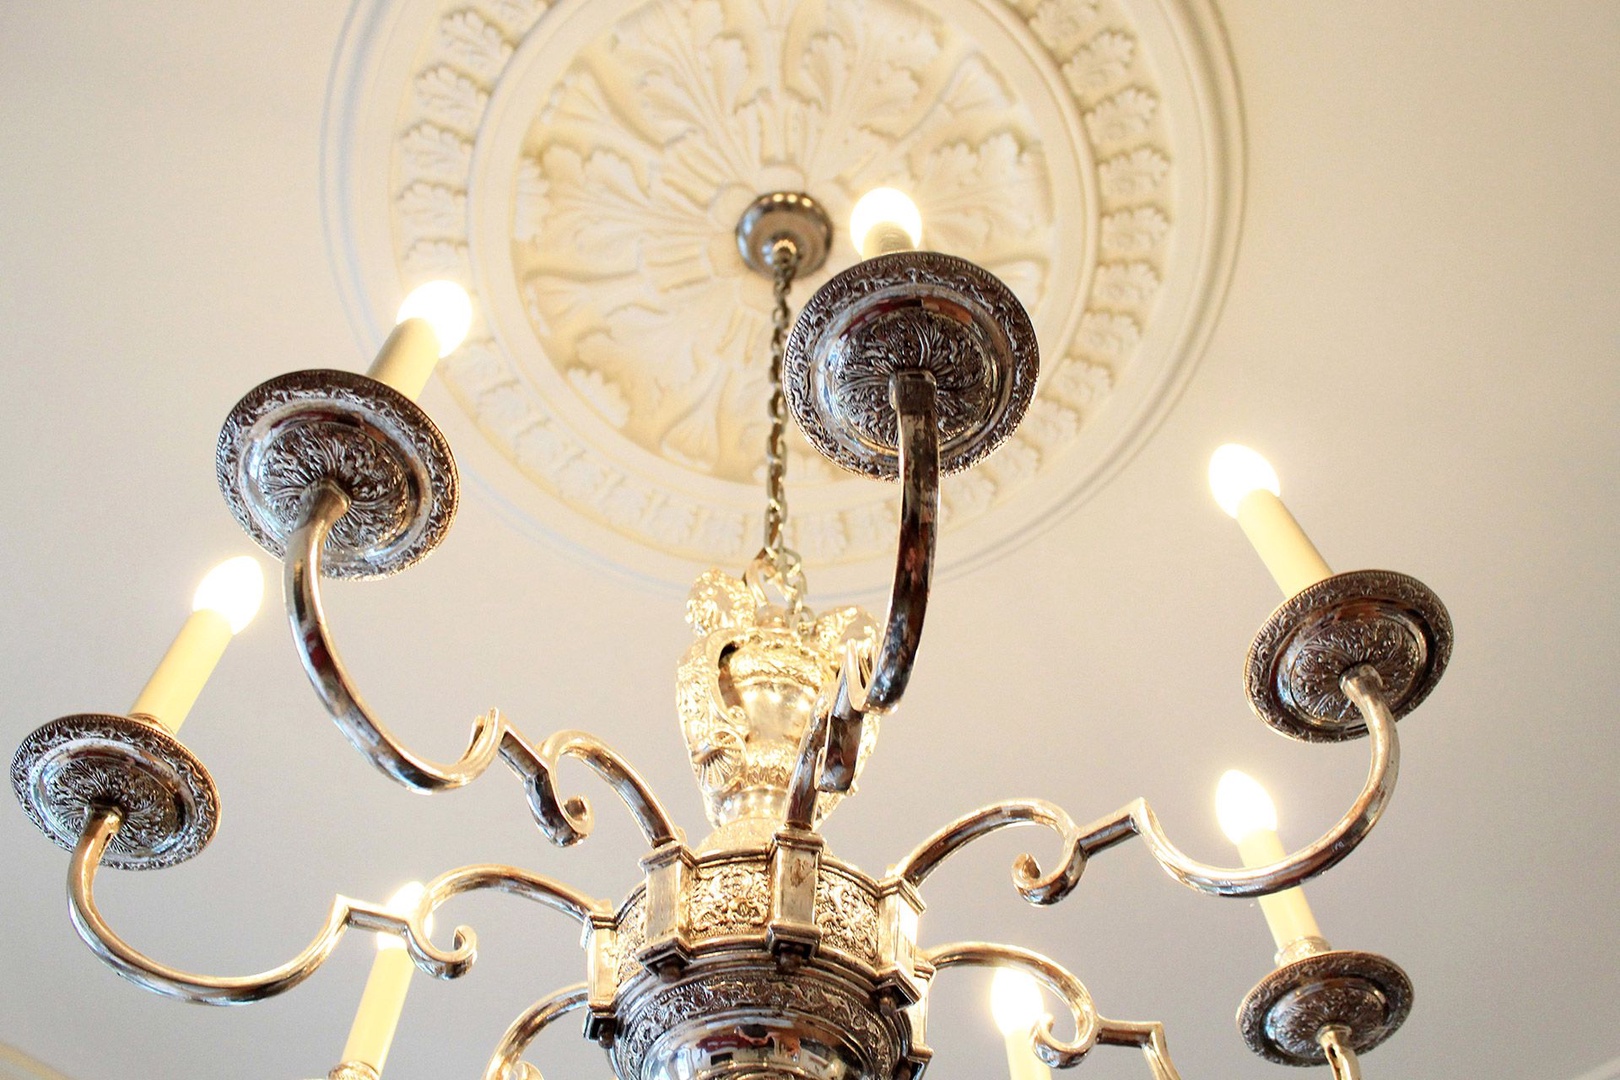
[678,561,880,840]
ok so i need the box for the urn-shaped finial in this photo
[677,564,878,844]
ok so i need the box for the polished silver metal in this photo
[762,239,802,565]
[783,250,1039,479]
[798,368,939,811]
[484,985,588,1080]
[326,1063,381,1080]
[216,368,458,578]
[11,713,219,869]
[1238,950,1413,1067]
[894,798,1086,906]
[67,803,607,1004]
[1320,1027,1363,1080]
[736,192,832,278]
[924,942,1182,1079]
[287,480,680,847]
[1074,665,1399,897]
[1246,570,1452,741]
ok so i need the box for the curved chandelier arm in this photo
[482,984,589,1080]
[287,481,504,791]
[1076,665,1399,897]
[923,941,1101,1067]
[892,799,1087,905]
[66,807,455,1005]
[416,864,610,981]
[1093,1017,1184,1080]
[518,730,682,849]
[840,369,939,719]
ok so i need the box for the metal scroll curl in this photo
[1077,666,1400,897]
[66,807,609,1006]
[482,985,589,1080]
[923,942,1182,1079]
[893,798,1087,905]
[286,482,679,850]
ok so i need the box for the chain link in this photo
[762,237,801,565]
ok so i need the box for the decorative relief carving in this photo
[677,565,876,827]
[341,0,1236,580]
[690,861,771,936]
[613,969,901,1080]
[814,872,880,961]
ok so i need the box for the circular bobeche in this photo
[783,250,1039,480]
[1244,570,1453,742]
[10,713,220,870]
[215,369,458,580]
[736,192,834,278]
[1238,949,1414,1066]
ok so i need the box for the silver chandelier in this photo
[10,191,1451,1080]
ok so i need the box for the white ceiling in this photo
[2,3,1618,1080]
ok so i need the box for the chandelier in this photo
[10,182,1451,1080]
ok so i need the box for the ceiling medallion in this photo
[323,0,1241,590]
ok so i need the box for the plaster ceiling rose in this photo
[322,0,1241,591]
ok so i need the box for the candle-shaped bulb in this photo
[190,556,265,634]
[1208,444,1281,518]
[369,281,472,399]
[1216,769,1278,844]
[1216,769,1324,954]
[130,555,264,732]
[1207,443,1331,597]
[341,881,429,1073]
[850,187,923,258]
[395,280,472,357]
[990,967,1045,1035]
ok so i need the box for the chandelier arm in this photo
[527,730,683,848]
[844,369,939,718]
[415,864,610,981]
[1094,1017,1184,1080]
[287,480,505,791]
[66,806,454,1005]
[923,941,1101,1067]
[482,984,589,1080]
[784,693,832,829]
[891,799,1087,905]
[1076,665,1400,896]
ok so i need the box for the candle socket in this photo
[327,1063,381,1080]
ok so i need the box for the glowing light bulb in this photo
[990,967,1046,1036]
[1215,769,1279,845]
[190,556,264,634]
[850,187,923,258]
[396,280,472,357]
[377,882,428,952]
[1208,444,1281,518]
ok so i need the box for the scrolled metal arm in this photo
[1077,665,1399,897]
[413,864,610,981]
[924,942,1099,1067]
[288,482,679,849]
[67,808,610,1005]
[892,799,1087,905]
[482,984,589,1080]
[924,942,1182,1079]
[67,807,454,1005]
[520,730,682,849]
[287,481,503,791]
[819,369,940,794]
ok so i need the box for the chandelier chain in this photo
[762,237,802,577]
